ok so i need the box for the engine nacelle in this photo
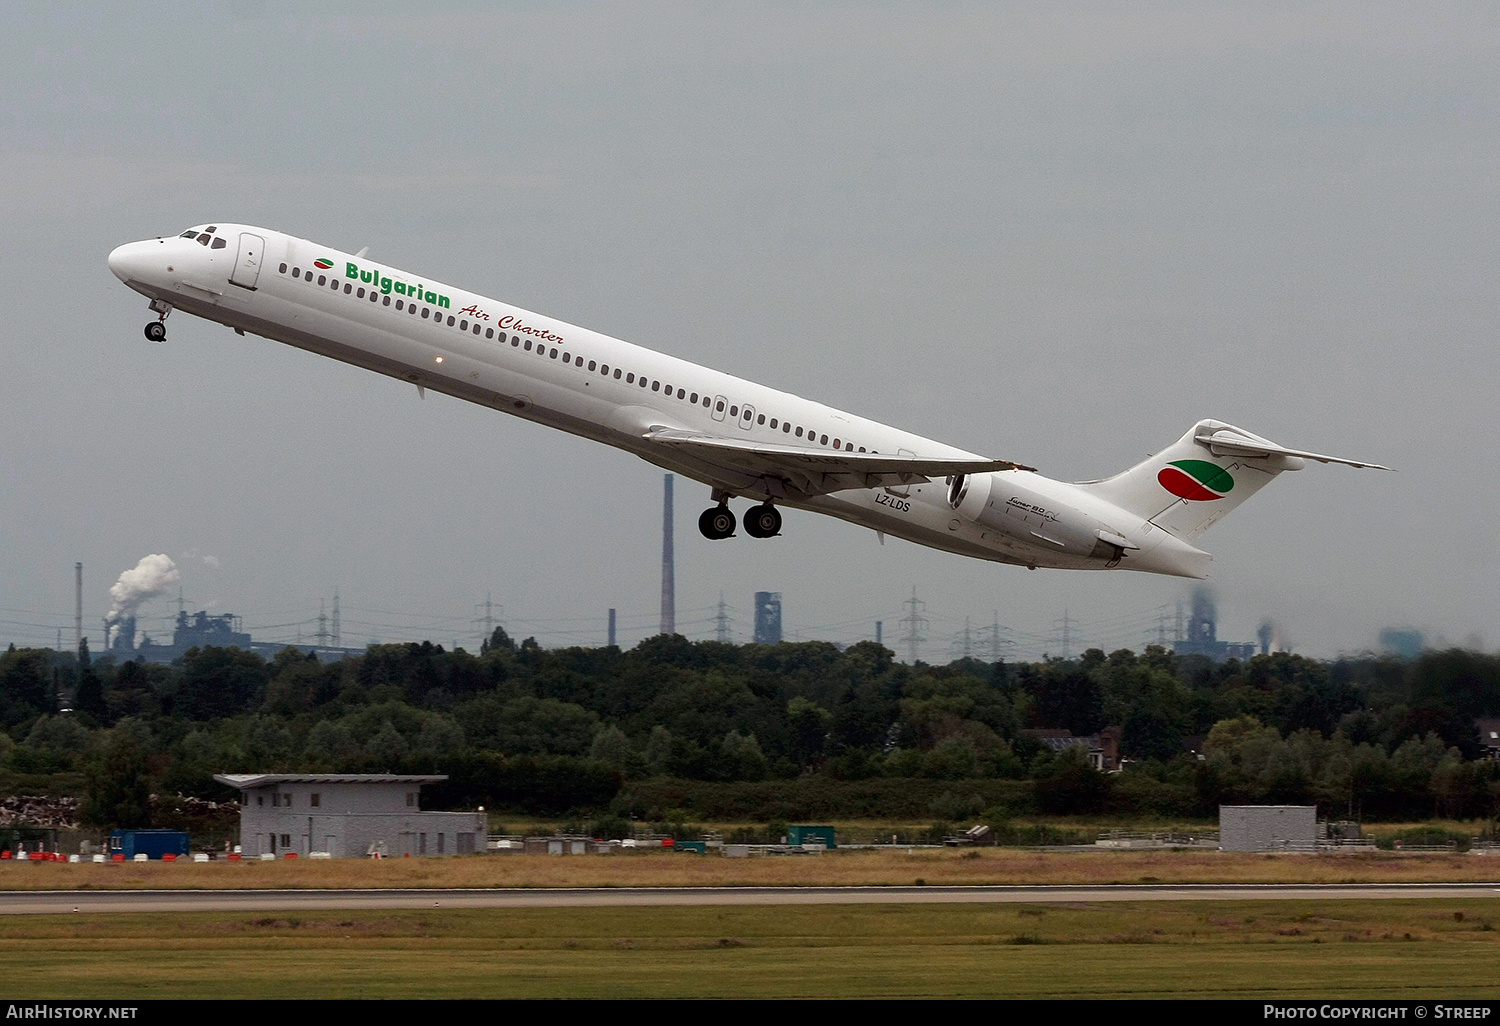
[948,473,1131,564]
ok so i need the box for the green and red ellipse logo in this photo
[1158,460,1234,501]
[313,258,334,270]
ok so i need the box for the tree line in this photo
[1,630,1498,825]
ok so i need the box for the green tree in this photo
[73,640,109,723]
[82,732,152,829]
[177,646,269,720]
[0,645,53,725]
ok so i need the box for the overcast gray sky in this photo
[1,1,1495,659]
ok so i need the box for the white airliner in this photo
[108,224,1385,579]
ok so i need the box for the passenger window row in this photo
[272,259,871,453]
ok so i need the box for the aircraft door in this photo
[711,395,728,422]
[738,404,755,430]
[230,233,265,290]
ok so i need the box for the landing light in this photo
[434,356,443,363]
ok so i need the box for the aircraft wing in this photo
[643,428,1034,500]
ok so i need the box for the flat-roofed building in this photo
[1219,805,1317,852]
[215,774,486,858]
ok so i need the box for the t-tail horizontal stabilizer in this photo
[1080,419,1389,541]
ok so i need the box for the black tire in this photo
[698,506,736,540]
[745,503,781,538]
[144,321,166,342]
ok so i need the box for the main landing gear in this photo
[743,502,782,539]
[698,500,781,540]
[143,299,172,342]
[698,504,736,540]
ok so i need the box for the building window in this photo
[310,793,320,808]
[280,834,291,849]
[407,793,416,807]
[283,793,293,808]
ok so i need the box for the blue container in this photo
[109,830,190,860]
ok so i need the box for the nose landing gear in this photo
[143,299,173,343]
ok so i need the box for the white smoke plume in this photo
[105,554,180,625]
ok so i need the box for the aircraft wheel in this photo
[744,503,781,538]
[698,506,736,540]
[144,321,167,342]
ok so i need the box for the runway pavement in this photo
[2,883,1500,914]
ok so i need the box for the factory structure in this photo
[1171,588,1264,663]
[108,609,251,662]
[99,607,362,665]
[58,517,1301,666]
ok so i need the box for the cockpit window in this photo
[197,234,211,245]
[211,237,227,249]
[180,231,198,238]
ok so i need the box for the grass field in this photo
[5,846,1500,891]
[3,900,1499,998]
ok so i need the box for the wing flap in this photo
[644,429,1034,499]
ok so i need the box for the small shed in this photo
[788,825,836,849]
[1219,806,1317,852]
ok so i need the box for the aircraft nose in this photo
[108,242,139,282]
[108,240,161,284]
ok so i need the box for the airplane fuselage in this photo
[107,223,1277,579]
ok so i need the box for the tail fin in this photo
[1079,419,1386,540]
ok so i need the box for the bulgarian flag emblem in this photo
[1158,460,1234,501]
[313,258,335,270]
